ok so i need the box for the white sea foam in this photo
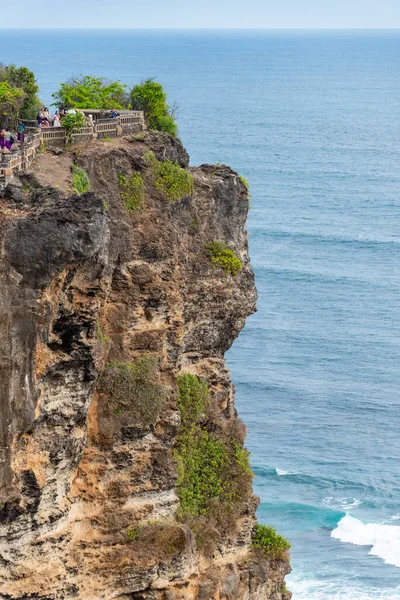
[332,514,400,568]
[275,467,298,476]
[287,573,400,600]
[323,496,362,510]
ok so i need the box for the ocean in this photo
[2,29,400,599]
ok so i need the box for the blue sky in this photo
[2,0,400,29]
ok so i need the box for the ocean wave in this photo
[287,574,400,600]
[275,467,300,476]
[259,500,344,530]
[252,226,400,249]
[332,514,400,568]
[323,496,362,511]
[254,466,376,496]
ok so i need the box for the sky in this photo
[1,0,400,29]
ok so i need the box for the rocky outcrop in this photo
[0,132,291,599]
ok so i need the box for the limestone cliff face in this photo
[0,133,291,600]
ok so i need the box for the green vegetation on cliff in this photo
[206,241,243,276]
[252,524,291,559]
[100,356,165,427]
[175,374,252,546]
[118,171,146,211]
[71,165,91,195]
[131,78,177,136]
[145,151,193,202]
[0,64,41,123]
[52,75,128,109]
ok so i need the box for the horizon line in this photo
[1,27,400,31]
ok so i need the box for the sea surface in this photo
[2,29,400,599]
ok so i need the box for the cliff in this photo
[0,133,291,600]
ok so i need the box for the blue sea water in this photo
[2,29,400,599]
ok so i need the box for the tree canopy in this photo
[52,76,129,109]
[130,79,177,137]
[0,82,24,127]
[0,64,41,120]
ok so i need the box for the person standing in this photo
[53,112,61,127]
[17,120,25,144]
[4,128,14,151]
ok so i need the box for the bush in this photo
[71,165,90,195]
[127,522,187,562]
[0,63,41,120]
[52,75,128,109]
[100,355,165,428]
[175,374,253,534]
[62,111,87,139]
[0,81,24,127]
[145,151,193,202]
[118,171,145,211]
[205,242,242,276]
[252,524,291,559]
[131,79,177,136]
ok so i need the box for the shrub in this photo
[52,75,128,109]
[62,111,87,135]
[205,242,242,276]
[175,374,253,534]
[0,81,24,127]
[100,355,165,427]
[130,78,177,136]
[239,175,250,192]
[71,165,90,195]
[118,171,145,211]
[0,63,41,120]
[145,151,193,202]
[252,524,291,559]
[127,526,140,541]
[127,521,187,562]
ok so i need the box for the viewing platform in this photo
[0,110,145,184]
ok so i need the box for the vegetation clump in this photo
[131,78,177,136]
[100,355,165,427]
[126,521,187,562]
[252,524,291,559]
[0,63,41,123]
[52,75,128,109]
[71,164,91,195]
[175,374,252,543]
[145,151,193,202]
[206,241,242,276]
[118,171,146,211]
[239,175,250,192]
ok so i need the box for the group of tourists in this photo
[0,120,26,152]
[0,106,122,153]
[37,107,62,128]
[37,106,119,129]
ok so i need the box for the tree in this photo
[130,79,177,137]
[0,64,41,119]
[0,82,24,127]
[52,76,128,110]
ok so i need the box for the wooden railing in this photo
[1,111,145,181]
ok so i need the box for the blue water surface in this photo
[2,29,400,599]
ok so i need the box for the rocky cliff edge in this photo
[0,132,291,600]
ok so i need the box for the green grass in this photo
[145,151,193,202]
[205,241,242,276]
[252,524,291,559]
[71,164,90,195]
[118,171,146,211]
